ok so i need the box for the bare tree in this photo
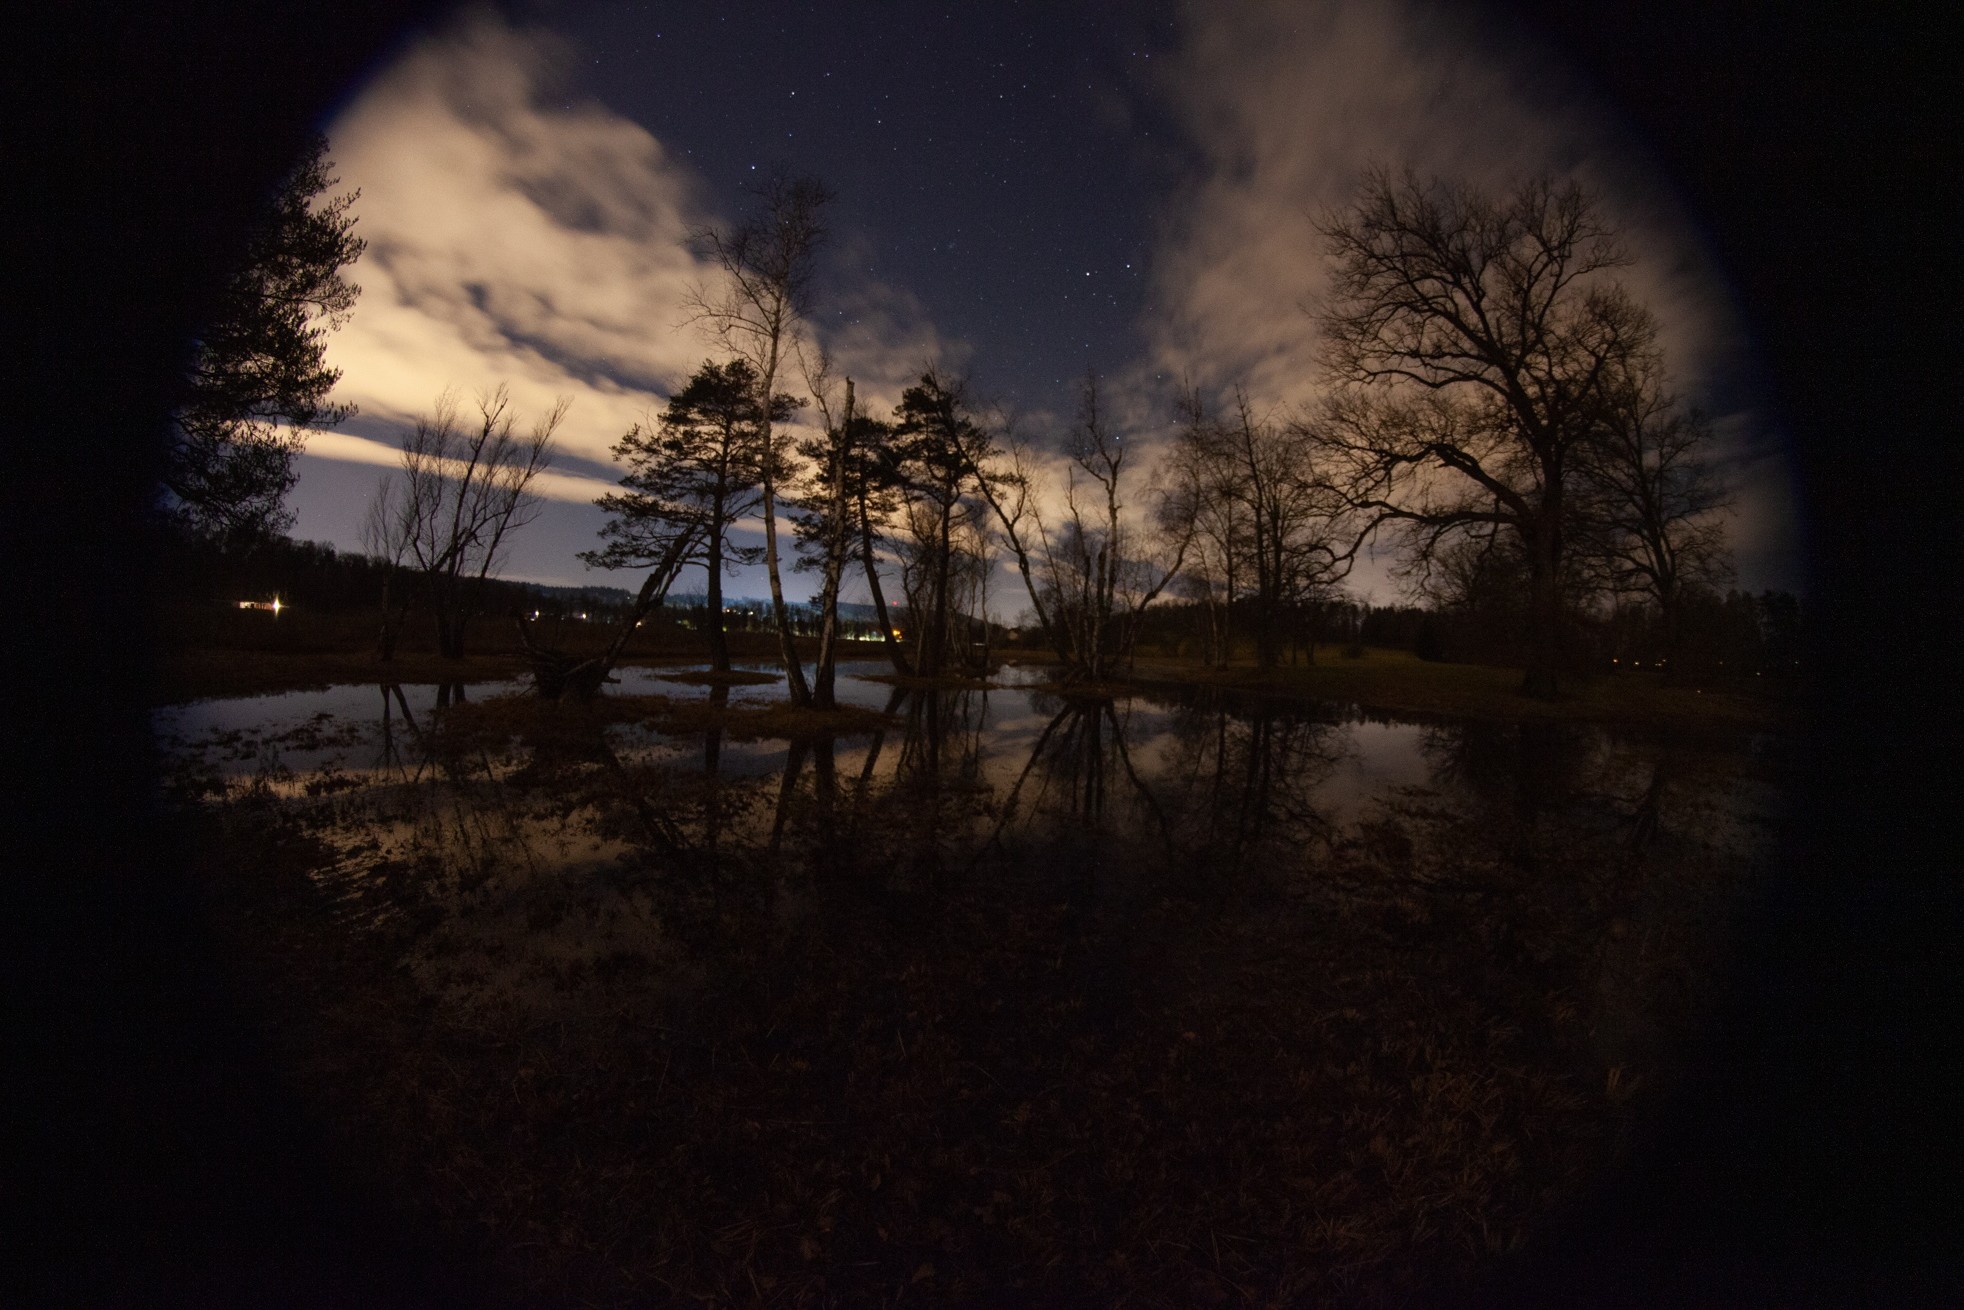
[947,514,996,668]
[1164,386,1246,667]
[794,350,863,706]
[1162,385,1358,668]
[1312,170,1654,698]
[965,410,1073,665]
[791,377,913,678]
[893,500,946,673]
[395,385,563,660]
[849,418,913,677]
[1571,351,1734,674]
[688,172,833,705]
[1034,373,1193,681]
[360,475,414,661]
[1218,391,1357,666]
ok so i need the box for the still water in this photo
[154,660,1781,1303]
[154,659,1771,831]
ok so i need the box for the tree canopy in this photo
[1311,170,1659,696]
[167,135,364,541]
[586,357,799,672]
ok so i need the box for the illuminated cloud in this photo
[304,430,620,507]
[1133,0,1798,593]
[295,12,976,588]
[295,4,1799,597]
[816,276,971,419]
[317,14,718,467]
[314,12,963,473]
[1147,0,1726,400]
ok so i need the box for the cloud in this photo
[816,276,971,418]
[1131,0,1799,594]
[304,430,620,507]
[315,11,961,470]
[295,5,1798,598]
[317,13,719,466]
[296,11,972,589]
[1147,0,1744,400]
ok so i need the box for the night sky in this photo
[566,0,1182,400]
[287,0,1803,601]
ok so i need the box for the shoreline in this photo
[154,642,1799,732]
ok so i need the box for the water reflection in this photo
[157,664,1781,1303]
[158,669,1774,923]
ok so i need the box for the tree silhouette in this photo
[166,135,364,541]
[688,172,832,704]
[587,358,795,673]
[1030,373,1193,680]
[796,355,910,700]
[1313,170,1654,698]
[386,386,562,660]
[1176,388,1356,669]
[892,370,991,678]
[1570,351,1734,675]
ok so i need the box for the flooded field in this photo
[156,661,1783,1306]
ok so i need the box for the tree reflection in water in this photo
[164,675,1777,1307]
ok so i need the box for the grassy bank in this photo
[150,603,892,705]
[1013,646,1802,733]
[154,605,1799,732]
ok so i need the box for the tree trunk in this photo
[811,381,854,710]
[1221,553,1236,668]
[926,495,955,678]
[432,562,475,660]
[859,493,913,676]
[977,480,1068,665]
[1089,545,1109,681]
[707,511,731,674]
[757,462,809,701]
[1252,553,1276,670]
[1521,526,1562,700]
[752,334,810,706]
[1657,577,1686,686]
[813,557,841,708]
[581,529,695,694]
[437,611,465,661]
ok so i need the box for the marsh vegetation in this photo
[159,662,1779,1306]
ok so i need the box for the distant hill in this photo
[667,594,886,620]
[520,582,635,606]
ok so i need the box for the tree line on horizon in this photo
[163,141,1763,700]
